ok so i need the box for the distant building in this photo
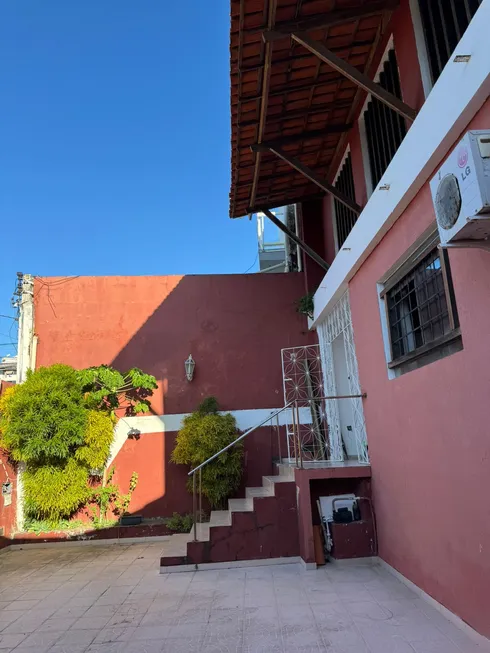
[256,206,301,273]
[0,356,17,384]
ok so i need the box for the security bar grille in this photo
[386,248,451,361]
[334,153,358,249]
[418,0,482,84]
[364,49,406,189]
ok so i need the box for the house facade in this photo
[230,0,490,638]
[1,0,489,642]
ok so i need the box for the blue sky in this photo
[0,1,259,358]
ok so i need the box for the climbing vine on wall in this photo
[0,364,157,525]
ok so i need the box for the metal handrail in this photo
[188,401,296,542]
[188,401,294,478]
[187,393,367,541]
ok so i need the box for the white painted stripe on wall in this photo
[312,2,490,326]
[108,407,312,466]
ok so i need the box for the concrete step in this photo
[263,475,295,492]
[228,497,254,513]
[209,510,232,527]
[275,463,296,479]
[246,486,274,498]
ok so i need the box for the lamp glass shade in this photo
[185,354,195,381]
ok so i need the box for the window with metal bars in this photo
[364,49,406,190]
[333,153,357,249]
[383,247,459,364]
[418,0,482,84]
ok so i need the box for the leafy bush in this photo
[75,410,115,470]
[171,397,243,509]
[296,293,314,320]
[0,365,87,463]
[23,459,92,520]
[23,518,87,535]
[0,363,155,523]
[78,365,158,416]
[164,512,194,533]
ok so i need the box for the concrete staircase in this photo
[160,464,299,571]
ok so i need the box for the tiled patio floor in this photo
[0,543,488,653]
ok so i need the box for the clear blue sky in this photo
[0,1,259,358]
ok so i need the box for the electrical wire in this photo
[243,253,259,274]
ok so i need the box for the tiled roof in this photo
[229,0,397,217]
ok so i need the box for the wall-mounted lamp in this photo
[185,354,195,382]
[127,427,141,440]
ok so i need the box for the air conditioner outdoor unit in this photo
[430,130,490,246]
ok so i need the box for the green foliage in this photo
[197,396,219,415]
[0,365,87,464]
[296,293,315,320]
[78,365,158,416]
[0,362,151,523]
[90,468,139,526]
[164,512,194,533]
[24,459,92,521]
[74,410,115,470]
[171,397,243,509]
[23,518,87,535]
[113,472,138,516]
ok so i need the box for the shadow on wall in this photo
[107,274,314,415]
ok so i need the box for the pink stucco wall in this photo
[349,99,490,637]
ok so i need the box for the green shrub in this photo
[23,518,86,535]
[0,365,87,463]
[74,410,115,470]
[0,363,154,524]
[171,397,243,509]
[23,459,92,521]
[296,292,314,320]
[164,512,194,533]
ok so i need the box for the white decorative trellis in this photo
[317,291,369,463]
[281,345,329,461]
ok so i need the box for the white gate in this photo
[317,291,369,463]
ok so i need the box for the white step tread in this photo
[209,510,232,527]
[246,486,274,498]
[228,497,254,512]
[263,474,295,485]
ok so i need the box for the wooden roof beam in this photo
[263,0,399,42]
[249,0,277,212]
[250,125,352,149]
[253,144,362,214]
[291,33,417,122]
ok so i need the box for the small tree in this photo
[0,363,157,524]
[171,397,243,509]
